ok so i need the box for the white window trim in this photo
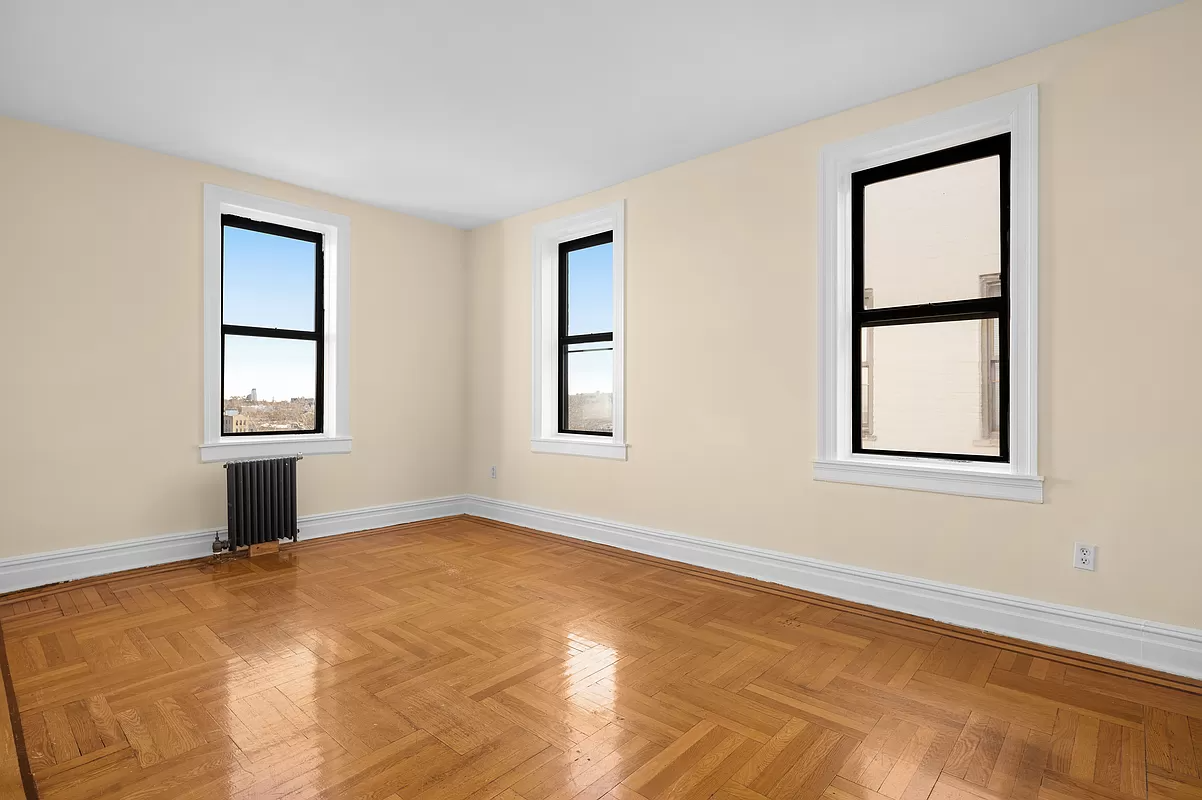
[531,201,626,460]
[815,86,1042,502]
[201,184,351,463]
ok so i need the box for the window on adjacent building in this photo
[559,232,615,436]
[531,202,626,460]
[979,273,1002,443]
[816,87,1041,502]
[851,133,1009,462]
[861,288,874,440]
[202,185,351,463]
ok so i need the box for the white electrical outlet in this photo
[490,466,497,479]
[1073,542,1096,571]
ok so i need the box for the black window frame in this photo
[558,231,614,437]
[850,133,1010,463]
[220,214,325,437]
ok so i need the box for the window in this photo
[202,185,351,463]
[221,215,323,436]
[816,87,1042,502]
[559,233,615,436]
[532,202,626,459]
[851,134,1009,462]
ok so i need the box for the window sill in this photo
[200,435,352,464]
[813,457,1043,503]
[531,437,628,461]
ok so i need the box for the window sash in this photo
[557,231,614,436]
[220,214,325,437]
[849,134,1010,463]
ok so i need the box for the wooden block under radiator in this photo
[248,541,280,557]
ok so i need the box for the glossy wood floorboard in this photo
[0,632,29,798]
[0,516,1199,800]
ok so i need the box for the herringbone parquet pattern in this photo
[0,516,1199,800]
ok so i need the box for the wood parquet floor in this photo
[0,516,1199,800]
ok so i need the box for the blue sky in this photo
[222,227,615,402]
[223,226,316,330]
[567,243,613,336]
[223,226,319,401]
[224,336,315,401]
[566,243,614,394]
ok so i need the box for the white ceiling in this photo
[0,1,1179,229]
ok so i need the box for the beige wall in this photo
[0,117,468,556]
[466,2,1202,629]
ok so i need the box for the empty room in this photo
[1,1,1200,798]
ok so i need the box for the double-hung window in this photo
[221,215,324,436]
[201,185,351,462]
[558,232,615,436]
[532,202,626,459]
[851,133,1010,462]
[816,87,1041,502]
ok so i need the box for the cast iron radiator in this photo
[222,456,299,549]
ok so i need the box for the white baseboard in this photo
[0,495,470,594]
[464,495,1202,681]
[299,496,469,541]
[3,492,1198,682]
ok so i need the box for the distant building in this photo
[578,391,612,421]
[249,388,257,402]
[222,410,249,434]
[567,391,613,432]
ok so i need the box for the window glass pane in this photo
[565,343,613,433]
[864,320,999,457]
[862,156,1000,309]
[223,335,317,433]
[567,242,613,336]
[223,225,318,331]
